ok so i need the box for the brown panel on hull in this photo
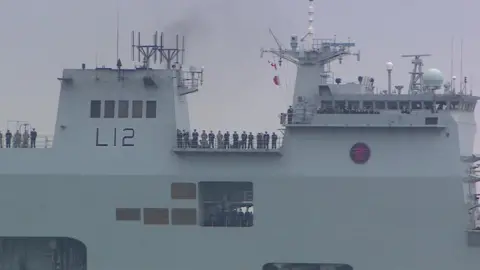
[116,208,141,221]
[171,182,197,199]
[143,208,169,225]
[171,208,197,225]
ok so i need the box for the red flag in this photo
[273,75,280,86]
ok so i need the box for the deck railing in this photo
[174,132,283,152]
[0,135,53,149]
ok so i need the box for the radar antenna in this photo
[131,31,185,69]
[401,54,431,94]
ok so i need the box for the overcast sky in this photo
[0,0,478,149]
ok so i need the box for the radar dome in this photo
[423,68,444,89]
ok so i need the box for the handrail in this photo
[0,135,53,149]
[174,132,283,151]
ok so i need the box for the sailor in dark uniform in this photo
[224,131,230,149]
[30,128,37,148]
[247,132,254,149]
[182,130,189,148]
[5,130,11,148]
[256,133,263,149]
[263,132,270,149]
[208,131,215,148]
[271,132,278,149]
[191,129,199,148]
[287,106,293,124]
[232,131,239,148]
[240,131,247,149]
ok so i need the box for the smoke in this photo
[146,0,292,131]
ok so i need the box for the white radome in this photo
[386,61,393,70]
[423,68,444,88]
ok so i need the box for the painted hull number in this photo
[96,128,135,147]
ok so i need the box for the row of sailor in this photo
[176,129,279,149]
[0,129,37,148]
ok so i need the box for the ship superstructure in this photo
[0,1,480,270]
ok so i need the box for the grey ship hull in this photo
[0,127,478,270]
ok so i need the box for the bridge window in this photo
[146,101,157,118]
[412,101,422,110]
[90,100,101,118]
[387,101,398,110]
[347,101,360,109]
[465,102,476,112]
[104,100,115,118]
[424,101,433,110]
[399,101,410,110]
[374,101,385,109]
[199,181,254,227]
[450,101,459,110]
[334,101,345,109]
[436,101,447,110]
[363,101,373,109]
[132,100,143,118]
[321,100,333,109]
[118,100,129,118]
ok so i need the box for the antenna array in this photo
[301,0,315,44]
[401,54,431,93]
[131,31,185,69]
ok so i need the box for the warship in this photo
[1,0,480,270]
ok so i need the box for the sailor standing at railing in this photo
[247,132,254,149]
[200,130,208,148]
[30,128,37,148]
[22,130,29,148]
[13,130,21,148]
[241,131,247,149]
[5,130,11,148]
[216,131,223,149]
[287,106,293,124]
[208,131,215,148]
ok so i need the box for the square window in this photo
[90,100,101,118]
[146,101,157,118]
[118,100,129,118]
[104,100,115,118]
[132,100,143,118]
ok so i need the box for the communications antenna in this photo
[116,0,120,61]
[460,38,465,94]
[131,31,185,69]
[300,0,315,46]
[401,54,431,94]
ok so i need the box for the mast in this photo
[260,0,359,70]
[300,0,315,48]
[116,0,120,61]
[460,38,464,94]
[450,36,454,91]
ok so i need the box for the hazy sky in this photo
[0,0,479,149]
